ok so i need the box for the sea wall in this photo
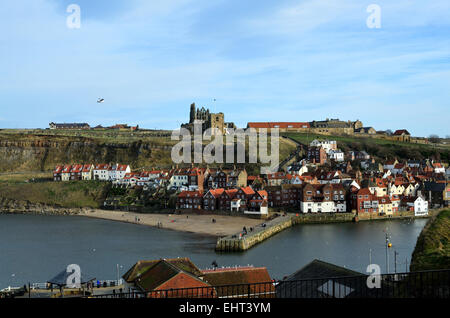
[215,214,293,252]
[216,211,433,252]
[292,212,355,224]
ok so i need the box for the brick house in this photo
[203,188,224,211]
[307,146,327,165]
[122,258,211,297]
[300,183,347,213]
[218,189,238,211]
[266,185,303,207]
[356,188,378,214]
[188,167,206,192]
[176,191,203,210]
[207,169,228,189]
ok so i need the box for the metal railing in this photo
[90,269,450,299]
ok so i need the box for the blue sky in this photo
[0,0,449,137]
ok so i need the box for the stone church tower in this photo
[189,103,196,123]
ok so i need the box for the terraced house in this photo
[176,191,203,210]
[300,183,347,213]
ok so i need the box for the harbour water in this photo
[0,214,428,288]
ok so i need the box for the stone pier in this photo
[215,214,294,252]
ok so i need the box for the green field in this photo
[0,173,110,208]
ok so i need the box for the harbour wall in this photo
[216,211,433,252]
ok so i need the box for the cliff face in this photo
[0,134,174,172]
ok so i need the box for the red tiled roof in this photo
[178,191,203,198]
[241,186,256,195]
[393,129,410,136]
[95,164,110,170]
[53,165,64,173]
[208,188,225,198]
[62,165,72,173]
[247,122,310,129]
[82,164,92,172]
[117,164,129,171]
[225,189,238,198]
[71,164,83,173]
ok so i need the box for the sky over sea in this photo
[0,0,449,137]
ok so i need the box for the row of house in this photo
[53,163,131,181]
[176,186,269,215]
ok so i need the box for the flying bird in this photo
[97,98,105,103]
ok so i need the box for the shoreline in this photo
[77,209,264,238]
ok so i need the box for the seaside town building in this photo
[52,132,448,216]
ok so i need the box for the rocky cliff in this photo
[0,133,174,172]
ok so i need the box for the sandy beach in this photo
[79,209,264,237]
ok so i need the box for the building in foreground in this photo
[122,257,273,297]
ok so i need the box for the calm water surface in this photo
[0,214,427,288]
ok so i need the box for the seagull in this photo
[97,98,105,103]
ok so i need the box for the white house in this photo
[231,199,241,212]
[168,172,188,190]
[328,149,344,162]
[388,183,405,197]
[107,164,131,181]
[115,164,131,180]
[61,165,72,181]
[93,164,111,181]
[433,163,445,174]
[300,200,345,213]
[404,183,419,197]
[310,139,337,154]
[414,196,429,216]
[82,164,94,180]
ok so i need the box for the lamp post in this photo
[385,230,392,274]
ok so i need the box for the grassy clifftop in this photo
[0,129,296,173]
[410,209,450,271]
[284,132,450,162]
[0,173,110,208]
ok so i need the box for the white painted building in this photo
[300,201,345,213]
[310,139,337,154]
[82,164,94,180]
[414,196,429,216]
[328,149,344,162]
[93,164,111,181]
[168,173,188,189]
